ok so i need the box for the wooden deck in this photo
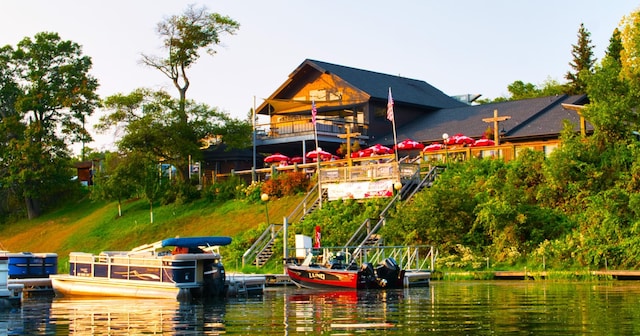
[487,270,640,280]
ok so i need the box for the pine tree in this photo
[565,23,596,95]
[605,28,623,63]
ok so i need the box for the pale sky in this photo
[1,1,638,154]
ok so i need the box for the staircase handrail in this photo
[404,165,440,202]
[241,183,321,268]
[286,182,320,224]
[242,223,283,267]
[344,183,403,254]
[343,218,372,248]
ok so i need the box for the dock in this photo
[442,270,640,280]
[10,275,269,297]
[9,278,53,296]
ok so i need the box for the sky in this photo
[1,1,639,154]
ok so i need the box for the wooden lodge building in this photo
[251,59,591,165]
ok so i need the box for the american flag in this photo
[311,100,317,125]
[387,87,394,122]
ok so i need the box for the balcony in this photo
[255,117,368,143]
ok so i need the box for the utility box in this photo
[295,235,312,259]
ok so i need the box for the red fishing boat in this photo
[285,252,405,290]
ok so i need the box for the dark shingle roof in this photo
[304,59,467,109]
[387,94,591,144]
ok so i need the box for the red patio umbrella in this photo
[366,144,393,155]
[473,138,495,147]
[289,156,304,164]
[306,148,333,161]
[351,148,374,158]
[264,153,290,163]
[423,143,444,152]
[395,139,425,150]
[454,134,475,145]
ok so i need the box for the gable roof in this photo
[257,59,466,114]
[304,59,466,109]
[382,94,591,144]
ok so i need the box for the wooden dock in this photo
[9,278,53,296]
[463,270,640,280]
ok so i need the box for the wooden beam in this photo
[337,125,361,166]
[561,103,586,136]
[482,109,511,145]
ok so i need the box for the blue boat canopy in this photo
[161,236,232,248]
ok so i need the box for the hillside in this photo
[0,194,304,270]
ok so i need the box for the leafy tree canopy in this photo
[0,32,99,219]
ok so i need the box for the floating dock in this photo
[11,275,267,298]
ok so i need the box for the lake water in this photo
[2,281,640,335]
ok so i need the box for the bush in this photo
[262,171,310,197]
[204,176,246,202]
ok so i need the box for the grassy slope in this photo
[0,194,303,269]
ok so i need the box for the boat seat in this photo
[329,262,344,270]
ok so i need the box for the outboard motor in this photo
[359,262,375,277]
[203,260,227,299]
[357,262,378,288]
[375,258,401,287]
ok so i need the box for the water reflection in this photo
[283,288,410,334]
[2,282,640,335]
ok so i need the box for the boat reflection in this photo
[49,297,226,334]
[284,288,408,334]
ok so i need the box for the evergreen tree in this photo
[565,23,596,95]
[605,28,623,63]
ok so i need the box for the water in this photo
[3,281,640,335]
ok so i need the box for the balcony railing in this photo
[256,118,368,140]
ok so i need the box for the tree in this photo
[605,28,623,62]
[140,4,240,117]
[0,32,99,219]
[583,10,640,144]
[97,89,252,185]
[91,152,139,217]
[133,6,242,180]
[565,23,596,95]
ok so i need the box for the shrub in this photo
[262,171,310,197]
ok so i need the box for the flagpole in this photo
[387,87,399,161]
[312,100,322,208]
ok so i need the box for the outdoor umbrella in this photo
[453,134,475,145]
[351,148,374,158]
[264,153,290,163]
[443,136,457,145]
[423,143,444,152]
[366,144,393,155]
[395,139,425,150]
[289,156,304,164]
[473,138,495,147]
[306,148,333,161]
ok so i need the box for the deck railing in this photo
[290,245,436,272]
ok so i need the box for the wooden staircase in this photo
[243,166,442,268]
[242,183,323,268]
[252,240,275,267]
[344,165,442,260]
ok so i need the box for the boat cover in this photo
[161,236,232,248]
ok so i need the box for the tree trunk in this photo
[149,201,154,224]
[25,196,41,219]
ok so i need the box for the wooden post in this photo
[561,103,586,136]
[482,109,511,146]
[337,125,361,167]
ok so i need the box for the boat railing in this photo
[68,252,208,285]
[303,245,435,272]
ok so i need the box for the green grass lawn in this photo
[0,194,304,272]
